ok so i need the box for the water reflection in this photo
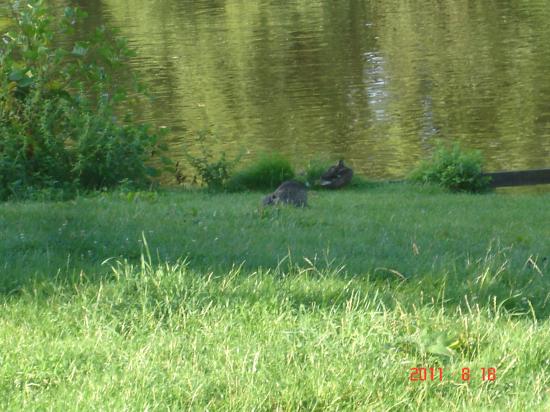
[3,0,550,179]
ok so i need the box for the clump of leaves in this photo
[227,152,295,191]
[409,143,491,193]
[184,129,241,190]
[0,0,165,200]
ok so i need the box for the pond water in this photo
[4,0,550,179]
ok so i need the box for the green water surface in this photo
[2,0,550,178]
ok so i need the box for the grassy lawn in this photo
[1,184,549,410]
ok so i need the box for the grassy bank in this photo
[1,184,549,410]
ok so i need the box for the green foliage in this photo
[0,0,163,200]
[347,174,373,189]
[409,143,491,193]
[227,153,295,191]
[295,158,332,188]
[295,158,371,190]
[184,129,241,190]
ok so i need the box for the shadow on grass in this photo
[1,188,549,320]
[4,245,548,322]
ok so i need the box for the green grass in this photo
[227,152,295,191]
[1,184,549,410]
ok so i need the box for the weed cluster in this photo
[182,129,241,190]
[186,142,491,194]
[295,158,333,188]
[227,152,294,191]
[187,148,369,192]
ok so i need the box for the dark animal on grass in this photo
[262,180,307,207]
[320,160,353,189]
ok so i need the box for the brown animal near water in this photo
[320,160,353,189]
[262,180,307,207]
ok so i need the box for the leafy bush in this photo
[409,143,491,193]
[184,129,241,190]
[0,0,163,200]
[227,153,295,191]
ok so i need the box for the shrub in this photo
[227,153,295,191]
[183,129,241,190]
[409,143,491,193]
[0,0,164,200]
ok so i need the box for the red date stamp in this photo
[409,367,496,382]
